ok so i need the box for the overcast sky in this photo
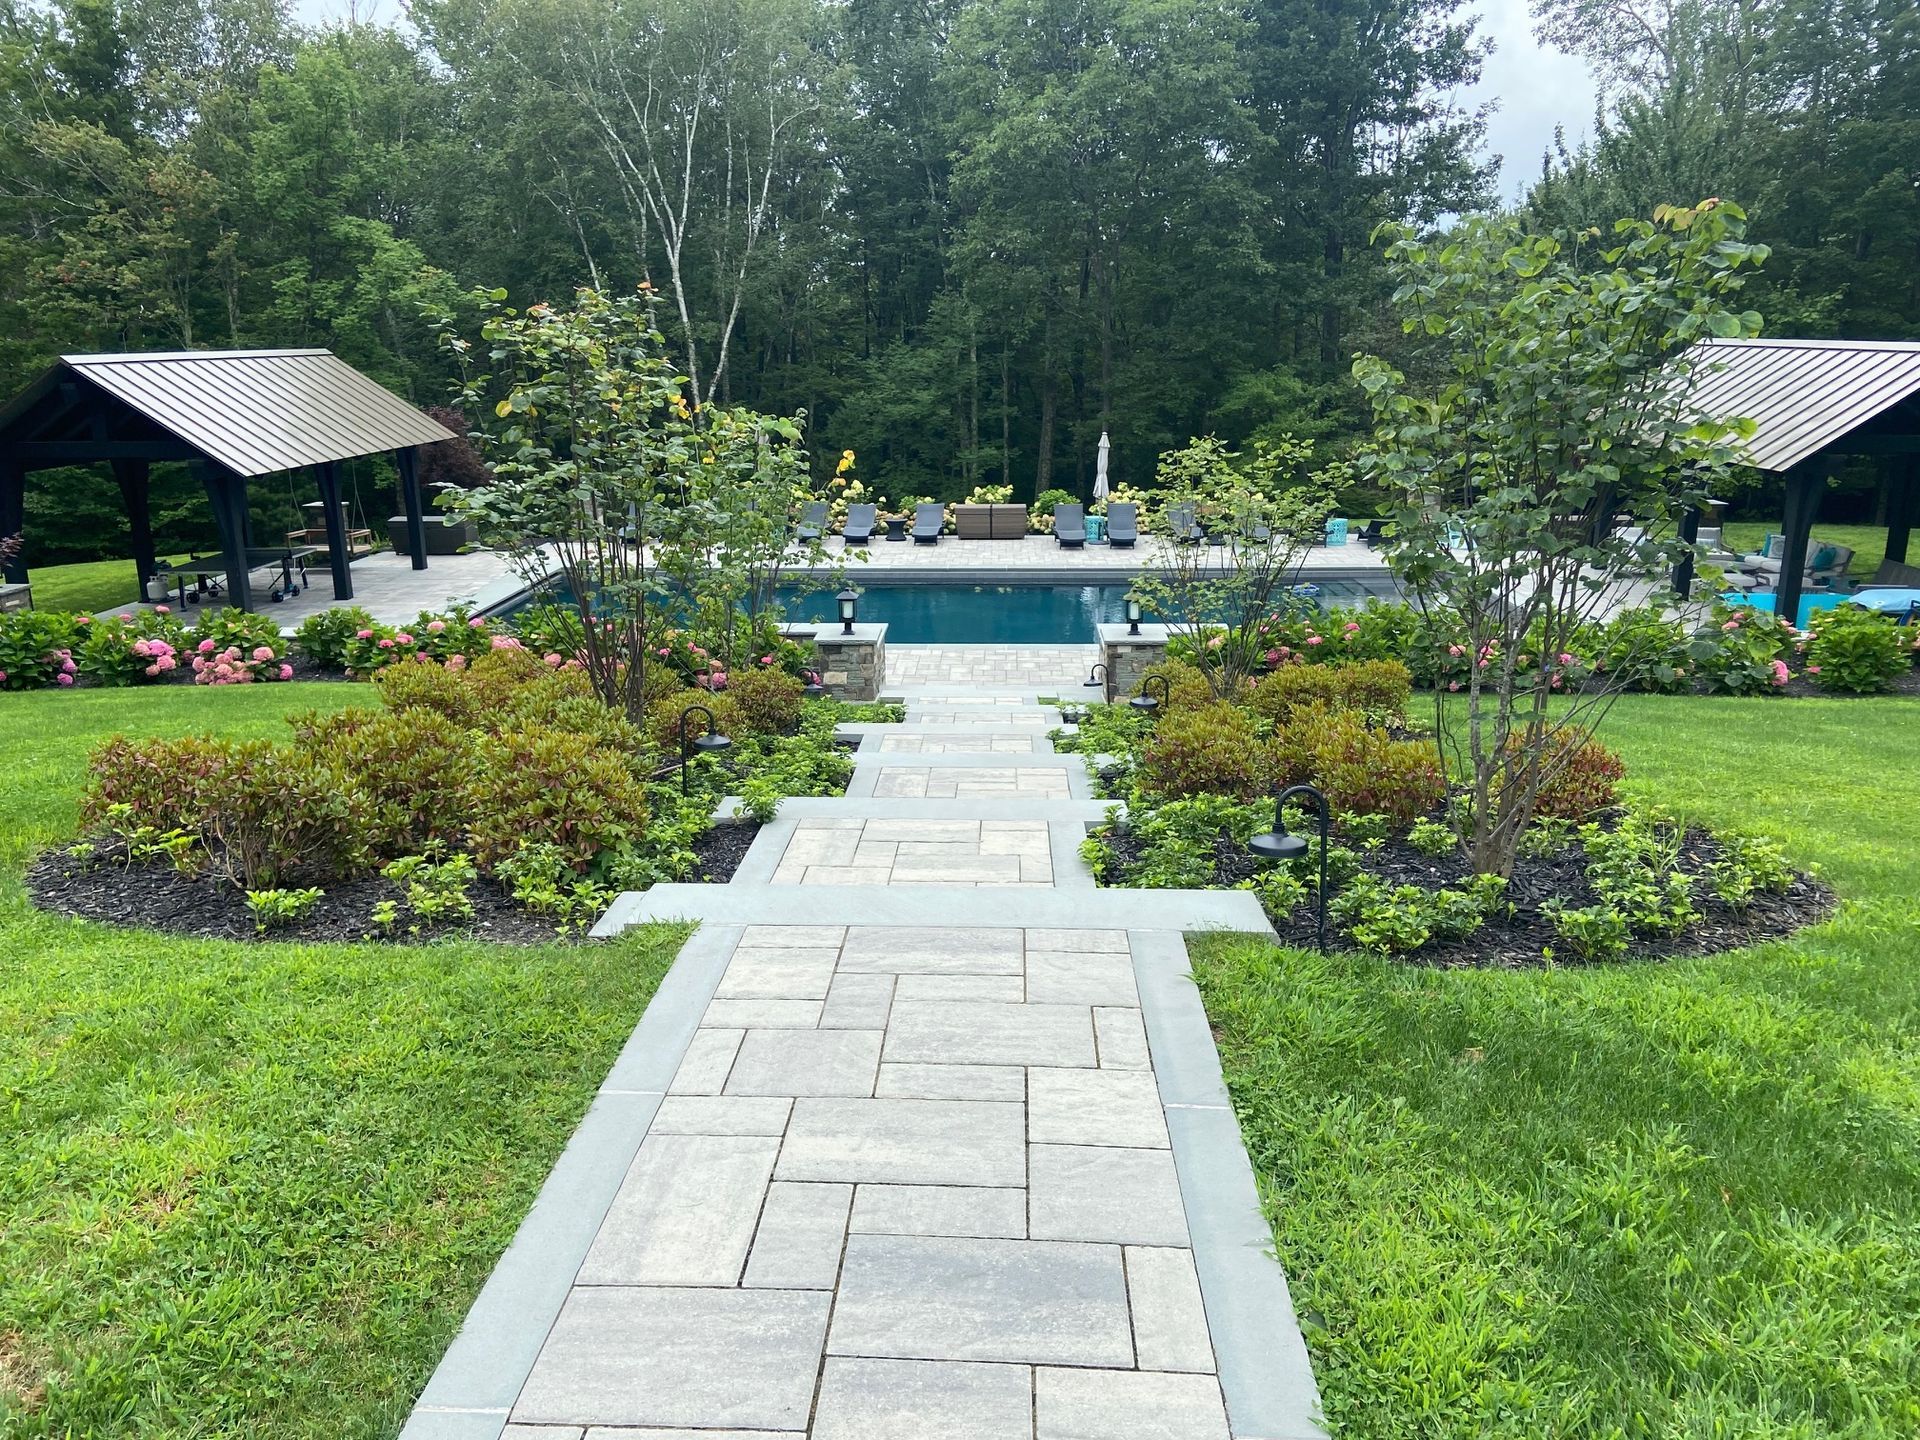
[294,0,1599,204]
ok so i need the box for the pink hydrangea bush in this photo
[192,641,294,685]
[0,610,85,689]
[79,610,189,686]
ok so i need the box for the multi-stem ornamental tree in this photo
[1354,201,1767,877]
[436,285,828,718]
[1128,434,1337,698]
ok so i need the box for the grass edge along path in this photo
[0,684,690,1437]
[1191,692,1920,1440]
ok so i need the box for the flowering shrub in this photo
[1802,605,1910,694]
[1695,604,1795,694]
[293,605,378,670]
[1595,606,1694,693]
[192,606,284,657]
[1029,487,1075,534]
[341,606,495,677]
[0,610,81,689]
[192,641,294,684]
[79,610,187,685]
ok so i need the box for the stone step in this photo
[852,751,1077,769]
[718,796,1114,823]
[595,883,1272,936]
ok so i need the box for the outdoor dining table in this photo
[154,545,322,608]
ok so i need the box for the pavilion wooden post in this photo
[1673,504,1700,600]
[1773,459,1822,624]
[0,457,24,585]
[395,446,428,571]
[196,460,253,611]
[314,460,354,599]
[1888,454,1916,568]
[110,459,158,594]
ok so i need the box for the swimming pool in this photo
[494,579,1402,645]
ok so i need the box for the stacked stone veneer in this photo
[1096,622,1170,700]
[803,623,888,701]
[0,583,30,614]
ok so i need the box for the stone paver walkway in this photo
[403,668,1324,1440]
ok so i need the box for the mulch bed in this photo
[1098,819,1835,969]
[24,819,764,946]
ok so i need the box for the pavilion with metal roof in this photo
[1684,338,1920,619]
[0,349,456,609]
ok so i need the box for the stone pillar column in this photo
[1097,622,1170,700]
[805,623,888,701]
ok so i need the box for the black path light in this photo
[836,588,860,634]
[1125,597,1143,636]
[1129,673,1170,716]
[1083,662,1109,690]
[1249,783,1332,953]
[677,704,733,794]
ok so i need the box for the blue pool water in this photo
[497,579,1402,645]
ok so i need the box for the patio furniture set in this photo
[1704,528,1920,624]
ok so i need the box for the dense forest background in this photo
[2,0,1915,562]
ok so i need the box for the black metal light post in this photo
[1129,673,1170,716]
[1125,597,1143,636]
[836,588,860,634]
[677,704,733,794]
[1248,783,1331,953]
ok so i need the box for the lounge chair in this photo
[796,501,828,542]
[1106,502,1138,548]
[842,503,876,545]
[1054,503,1086,548]
[912,503,944,545]
[1165,505,1203,544]
[1739,538,1854,591]
[1357,519,1388,547]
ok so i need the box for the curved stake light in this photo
[1129,673,1170,716]
[677,704,733,795]
[1084,661,1109,690]
[1249,782,1331,953]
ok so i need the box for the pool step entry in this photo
[402,680,1322,1440]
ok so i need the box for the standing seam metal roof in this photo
[1686,338,1920,472]
[58,349,455,478]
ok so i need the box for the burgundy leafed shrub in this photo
[468,726,650,873]
[1137,702,1274,801]
[1511,730,1627,822]
[1280,706,1445,828]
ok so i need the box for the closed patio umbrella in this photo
[1094,430,1111,502]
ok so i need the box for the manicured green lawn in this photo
[11,557,179,614]
[1193,693,1920,1439]
[0,685,688,1437]
[1718,521,1889,583]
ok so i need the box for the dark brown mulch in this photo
[25,819,763,947]
[1098,819,1836,970]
